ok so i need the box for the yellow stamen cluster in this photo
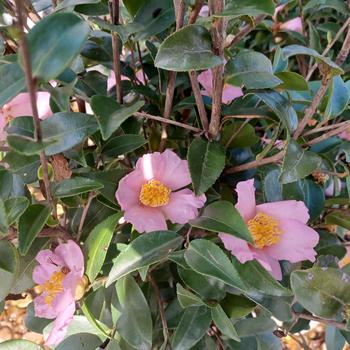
[139,180,171,207]
[41,271,66,306]
[247,212,282,249]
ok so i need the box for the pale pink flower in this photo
[0,92,52,142]
[279,17,303,34]
[339,129,350,141]
[197,69,243,104]
[116,150,206,233]
[199,5,209,17]
[107,70,145,91]
[219,179,319,280]
[33,240,85,346]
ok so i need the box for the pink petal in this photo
[0,112,6,142]
[138,150,191,190]
[222,85,243,104]
[219,233,255,263]
[264,218,319,263]
[252,249,283,280]
[339,130,350,141]
[199,5,209,17]
[256,200,310,224]
[161,189,206,224]
[197,70,213,96]
[124,205,167,233]
[280,17,303,34]
[32,264,59,285]
[45,301,76,346]
[54,241,84,276]
[36,92,52,120]
[235,179,256,221]
[35,249,64,266]
[34,295,57,319]
[273,4,286,18]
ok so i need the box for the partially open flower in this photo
[273,4,303,34]
[0,92,52,142]
[116,150,206,233]
[32,240,85,346]
[219,179,319,280]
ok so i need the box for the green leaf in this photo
[155,25,224,72]
[325,211,350,230]
[221,294,255,319]
[7,135,55,156]
[4,197,29,225]
[103,134,147,156]
[116,276,152,349]
[123,0,147,16]
[0,241,19,302]
[211,304,240,341]
[325,76,350,119]
[219,0,275,17]
[190,201,252,242]
[275,71,309,91]
[55,0,99,10]
[291,266,350,319]
[280,139,322,184]
[254,90,298,134]
[0,62,25,107]
[188,139,225,195]
[176,283,206,308]
[0,199,8,234]
[41,112,99,155]
[0,340,44,350]
[52,177,103,198]
[282,45,343,76]
[225,52,282,89]
[235,317,276,337]
[220,122,259,148]
[25,13,90,80]
[171,306,211,350]
[55,333,102,350]
[85,213,121,281]
[184,239,246,292]
[91,96,144,140]
[18,204,50,255]
[107,231,183,286]
[303,0,350,14]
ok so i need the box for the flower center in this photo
[247,212,282,249]
[41,270,67,306]
[139,180,171,207]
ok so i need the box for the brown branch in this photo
[136,42,147,85]
[110,0,123,104]
[188,70,209,131]
[15,0,56,218]
[208,0,225,138]
[225,150,284,174]
[294,312,347,330]
[188,0,204,25]
[306,124,347,145]
[335,21,350,66]
[134,111,202,133]
[159,0,186,151]
[224,15,266,48]
[303,120,350,136]
[76,192,95,242]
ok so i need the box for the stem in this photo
[110,0,123,104]
[208,0,225,138]
[294,312,347,330]
[76,192,95,242]
[306,124,347,145]
[136,42,147,85]
[188,70,209,131]
[15,0,56,218]
[303,120,350,136]
[188,0,204,25]
[335,21,350,66]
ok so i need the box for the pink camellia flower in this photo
[0,92,52,142]
[197,69,243,104]
[273,3,303,34]
[107,70,145,90]
[219,179,319,280]
[33,240,85,346]
[339,129,350,141]
[116,150,206,233]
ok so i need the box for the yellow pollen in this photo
[247,212,282,249]
[41,270,66,306]
[139,180,171,207]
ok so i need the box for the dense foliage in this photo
[0,0,350,349]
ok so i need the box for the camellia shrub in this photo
[0,0,350,349]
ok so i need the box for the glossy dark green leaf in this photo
[211,304,240,341]
[25,12,90,80]
[220,122,259,148]
[41,112,99,155]
[325,211,350,230]
[4,197,29,225]
[0,62,25,107]
[220,0,275,17]
[0,199,8,234]
[176,284,206,308]
[107,231,183,286]
[235,317,276,337]
[7,135,55,156]
[55,0,99,10]
[116,276,152,349]
[280,139,322,184]
[55,333,101,350]
[303,0,350,14]
[155,25,223,71]
[91,96,144,140]
[0,340,44,350]
[325,76,350,118]
[190,201,252,242]
[103,134,146,156]
[221,294,255,319]
[52,177,103,198]
[225,52,282,89]
[171,306,211,350]
[291,266,350,319]
[275,71,309,91]
[282,45,343,76]
[254,90,298,134]
[123,0,147,16]
[85,213,121,281]
[18,204,50,255]
[188,139,225,195]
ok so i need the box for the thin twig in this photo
[294,312,347,330]
[188,70,209,131]
[303,120,350,136]
[306,124,346,145]
[136,42,147,85]
[76,192,95,242]
[134,112,202,133]
[15,0,56,218]
[208,0,225,138]
[335,21,350,66]
[110,0,123,104]
[188,0,204,25]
